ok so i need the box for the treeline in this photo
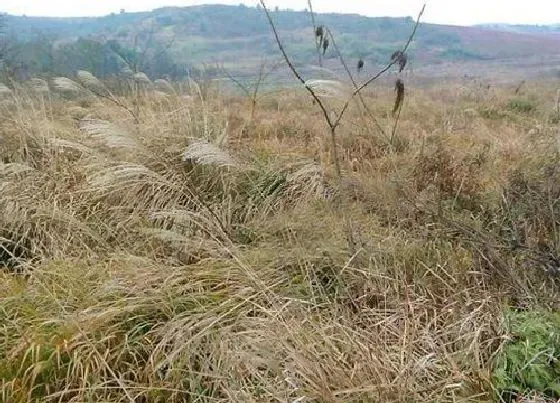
[0,12,209,81]
[0,37,191,81]
[0,4,481,83]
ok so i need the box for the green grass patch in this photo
[506,97,537,114]
[493,309,560,401]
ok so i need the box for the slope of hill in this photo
[2,5,560,80]
[477,23,560,33]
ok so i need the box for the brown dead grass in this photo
[0,77,559,402]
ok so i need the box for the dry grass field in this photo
[0,73,559,402]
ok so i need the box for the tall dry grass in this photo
[0,74,559,402]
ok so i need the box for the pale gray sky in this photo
[1,0,559,26]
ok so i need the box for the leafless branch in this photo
[87,85,139,124]
[221,58,282,120]
[306,0,323,67]
[221,65,252,98]
[259,0,335,129]
[325,27,387,138]
[333,4,425,129]
[259,0,425,255]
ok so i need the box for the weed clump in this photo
[494,310,560,401]
[507,97,537,114]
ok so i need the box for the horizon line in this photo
[2,3,560,28]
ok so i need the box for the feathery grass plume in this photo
[305,79,349,99]
[28,78,49,93]
[52,77,84,93]
[393,79,405,117]
[79,118,138,150]
[134,72,152,85]
[152,90,170,100]
[120,66,134,79]
[0,83,12,95]
[182,140,236,168]
[85,162,168,190]
[76,70,109,94]
[47,138,94,156]
[391,50,408,72]
[66,105,89,120]
[154,79,175,94]
[285,161,325,201]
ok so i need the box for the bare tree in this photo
[258,0,425,252]
[221,58,282,121]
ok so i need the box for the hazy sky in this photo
[1,0,560,26]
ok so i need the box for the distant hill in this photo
[2,5,560,81]
[476,23,560,34]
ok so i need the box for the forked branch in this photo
[259,0,335,128]
[221,59,282,120]
[258,0,425,254]
[333,4,425,129]
[259,0,425,132]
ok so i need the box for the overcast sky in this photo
[1,0,560,26]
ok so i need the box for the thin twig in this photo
[333,4,425,129]
[87,86,139,124]
[390,95,404,150]
[325,27,387,138]
[259,0,335,129]
[306,0,323,67]
[221,58,282,120]
[259,0,425,256]
[220,65,252,98]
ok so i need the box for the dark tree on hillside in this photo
[0,14,7,63]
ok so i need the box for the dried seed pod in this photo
[391,51,408,72]
[392,79,405,117]
[322,38,329,55]
[357,59,364,72]
[315,25,324,38]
